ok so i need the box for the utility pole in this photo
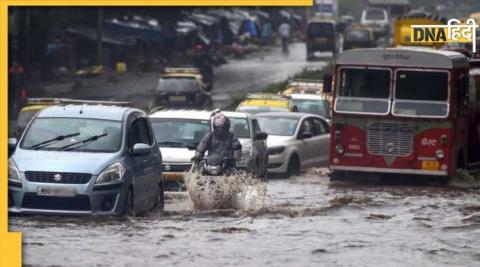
[96,7,103,65]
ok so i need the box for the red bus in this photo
[329,47,479,178]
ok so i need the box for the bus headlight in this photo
[335,145,344,155]
[435,149,445,160]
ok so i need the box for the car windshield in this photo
[230,117,250,139]
[336,68,391,115]
[291,99,329,118]
[365,9,386,20]
[346,29,370,41]
[257,117,299,136]
[151,119,210,147]
[393,70,449,117]
[237,106,289,114]
[156,77,198,93]
[307,23,334,37]
[21,118,122,152]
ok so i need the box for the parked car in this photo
[236,93,295,114]
[289,94,331,121]
[149,68,212,111]
[360,7,389,38]
[255,112,330,177]
[223,111,269,178]
[8,103,163,215]
[306,19,337,60]
[149,109,269,189]
[343,26,376,51]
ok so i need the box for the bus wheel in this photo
[330,170,346,181]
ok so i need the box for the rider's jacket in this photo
[196,131,242,162]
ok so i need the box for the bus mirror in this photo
[323,73,333,93]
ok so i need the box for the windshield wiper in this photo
[58,133,108,151]
[28,133,80,150]
[157,141,187,148]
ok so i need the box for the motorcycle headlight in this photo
[8,158,21,183]
[95,162,126,185]
[206,165,221,175]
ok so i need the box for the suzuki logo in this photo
[164,165,171,171]
[53,173,62,181]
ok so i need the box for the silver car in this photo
[8,104,163,215]
[224,111,269,178]
[255,112,330,177]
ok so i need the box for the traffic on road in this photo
[7,2,480,266]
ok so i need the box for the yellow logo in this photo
[410,19,478,52]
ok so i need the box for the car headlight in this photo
[95,162,126,185]
[268,146,285,155]
[242,144,252,157]
[8,158,21,183]
[435,149,445,160]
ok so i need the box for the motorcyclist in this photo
[191,113,242,168]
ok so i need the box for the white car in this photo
[223,111,269,178]
[149,110,211,189]
[149,110,268,189]
[255,112,330,177]
[360,7,389,37]
[289,94,331,121]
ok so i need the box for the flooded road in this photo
[10,170,480,267]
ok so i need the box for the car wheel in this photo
[154,181,165,212]
[286,155,300,178]
[123,188,136,216]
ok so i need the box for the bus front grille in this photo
[367,122,414,157]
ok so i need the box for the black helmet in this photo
[212,113,230,135]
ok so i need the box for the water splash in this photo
[185,170,268,211]
[449,169,480,189]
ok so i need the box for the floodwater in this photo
[10,169,480,267]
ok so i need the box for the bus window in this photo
[335,68,391,115]
[393,70,449,118]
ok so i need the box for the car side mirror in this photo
[323,73,333,93]
[8,138,17,148]
[255,132,268,141]
[131,143,151,156]
[299,132,313,139]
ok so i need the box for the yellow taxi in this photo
[149,68,212,110]
[236,93,295,114]
[14,98,67,138]
[282,79,333,106]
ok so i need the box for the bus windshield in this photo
[335,68,391,115]
[393,70,449,118]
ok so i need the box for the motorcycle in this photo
[193,155,236,176]
[186,155,240,210]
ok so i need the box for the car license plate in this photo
[169,96,186,101]
[421,160,439,171]
[37,186,76,197]
[314,38,327,44]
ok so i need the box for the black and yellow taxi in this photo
[149,68,212,110]
[343,26,376,51]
